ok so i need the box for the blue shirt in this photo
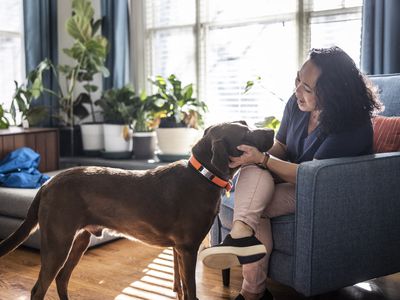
[276,95,373,163]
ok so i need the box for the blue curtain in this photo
[361,0,400,75]
[23,0,58,126]
[101,0,130,90]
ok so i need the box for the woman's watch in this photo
[258,152,270,169]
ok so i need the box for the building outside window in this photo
[0,0,23,113]
[142,0,363,126]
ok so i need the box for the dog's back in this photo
[39,162,222,248]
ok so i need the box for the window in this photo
[0,0,23,111]
[142,0,363,126]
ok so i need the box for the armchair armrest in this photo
[294,152,400,295]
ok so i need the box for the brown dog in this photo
[0,121,274,300]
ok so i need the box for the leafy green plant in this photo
[255,116,281,130]
[95,85,138,125]
[149,74,208,129]
[9,59,53,127]
[8,0,109,128]
[132,92,161,132]
[58,0,109,126]
[0,104,10,129]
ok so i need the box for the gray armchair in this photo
[210,73,400,296]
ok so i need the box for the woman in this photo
[199,46,382,300]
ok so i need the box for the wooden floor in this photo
[0,238,399,300]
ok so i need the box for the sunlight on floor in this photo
[114,248,177,300]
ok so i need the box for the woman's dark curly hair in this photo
[309,46,382,134]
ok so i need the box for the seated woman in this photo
[199,46,382,300]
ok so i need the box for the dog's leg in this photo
[31,226,77,300]
[176,247,198,300]
[173,248,183,300]
[55,230,91,300]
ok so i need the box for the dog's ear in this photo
[245,129,275,152]
[203,125,212,137]
[211,139,229,176]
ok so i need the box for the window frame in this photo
[130,0,363,116]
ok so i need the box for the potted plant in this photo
[57,0,109,156]
[131,92,161,159]
[9,60,50,128]
[149,74,208,161]
[95,85,137,159]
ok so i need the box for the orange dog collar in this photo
[189,155,233,192]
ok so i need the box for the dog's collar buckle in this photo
[189,155,232,192]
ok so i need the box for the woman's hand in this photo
[228,144,265,168]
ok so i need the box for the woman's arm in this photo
[268,139,287,160]
[266,155,298,184]
[229,141,298,184]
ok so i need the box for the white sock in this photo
[230,220,253,239]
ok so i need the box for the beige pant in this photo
[233,165,296,294]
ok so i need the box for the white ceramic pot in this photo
[103,124,133,153]
[80,123,104,154]
[156,128,201,155]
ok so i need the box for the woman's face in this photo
[295,59,321,112]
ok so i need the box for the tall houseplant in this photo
[57,0,109,156]
[149,74,207,159]
[59,0,109,125]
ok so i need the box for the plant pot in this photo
[156,127,200,157]
[80,123,104,156]
[132,131,157,159]
[59,126,83,157]
[102,124,133,159]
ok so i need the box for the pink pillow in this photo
[372,116,400,153]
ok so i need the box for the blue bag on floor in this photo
[0,147,50,188]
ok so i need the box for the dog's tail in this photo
[0,188,41,257]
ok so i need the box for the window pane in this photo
[146,0,196,28]
[0,36,22,107]
[150,28,196,89]
[205,22,296,126]
[0,0,22,111]
[310,13,362,66]
[0,0,22,32]
[206,0,297,23]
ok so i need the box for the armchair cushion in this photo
[372,116,400,153]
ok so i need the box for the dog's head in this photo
[191,121,274,178]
